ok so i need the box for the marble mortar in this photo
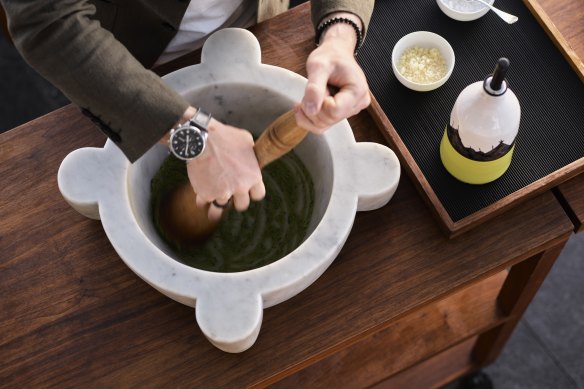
[58,28,401,353]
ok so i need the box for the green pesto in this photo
[150,152,314,272]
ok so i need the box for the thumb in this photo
[301,67,330,116]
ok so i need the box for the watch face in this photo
[170,126,206,160]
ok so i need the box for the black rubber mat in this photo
[358,0,584,222]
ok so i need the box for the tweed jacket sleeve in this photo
[311,0,374,35]
[1,0,188,162]
[2,0,374,163]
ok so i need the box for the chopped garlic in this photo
[398,46,447,84]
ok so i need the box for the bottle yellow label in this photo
[440,129,515,184]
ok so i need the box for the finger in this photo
[294,104,317,132]
[207,203,224,222]
[313,92,364,131]
[320,95,344,123]
[215,192,232,206]
[302,65,330,116]
[249,181,266,202]
[294,103,328,134]
[232,192,250,212]
[300,96,341,134]
[321,88,365,125]
[331,89,356,117]
[212,199,231,209]
[337,85,371,112]
[195,193,208,209]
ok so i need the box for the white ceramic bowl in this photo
[391,31,455,92]
[436,0,494,21]
[58,29,401,353]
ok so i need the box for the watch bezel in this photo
[169,125,208,161]
[168,108,212,161]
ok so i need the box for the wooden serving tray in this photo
[359,0,584,238]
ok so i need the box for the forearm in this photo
[297,1,372,133]
[2,0,188,162]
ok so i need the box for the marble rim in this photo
[58,28,400,351]
[124,30,360,306]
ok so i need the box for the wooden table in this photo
[1,2,582,387]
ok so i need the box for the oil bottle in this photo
[440,58,521,184]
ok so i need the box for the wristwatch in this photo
[169,108,212,161]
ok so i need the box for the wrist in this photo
[178,106,199,126]
[319,24,358,54]
[160,106,198,145]
[316,12,364,55]
[166,107,212,161]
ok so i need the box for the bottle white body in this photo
[440,80,521,184]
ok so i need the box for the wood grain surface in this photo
[0,2,580,388]
[270,271,508,388]
[538,0,584,61]
[524,0,584,82]
[536,0,584,233]
[0,87,573,389]
[556,175,584,232]
[372,336,479,389]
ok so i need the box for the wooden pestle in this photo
[157,109,308,246]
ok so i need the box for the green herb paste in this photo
[150,152,314,272]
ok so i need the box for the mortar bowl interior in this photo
[127,83,333,269]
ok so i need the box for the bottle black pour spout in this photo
[484,57,510,96]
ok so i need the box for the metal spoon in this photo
[467,0,519,24]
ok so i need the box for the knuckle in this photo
[305,81,321,94]
[306,61,330,78]
[244,130,254,140]
[234,184,249,195]
[364,94,371,106]
[197,192,213,203]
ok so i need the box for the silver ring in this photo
[212,200,230,209]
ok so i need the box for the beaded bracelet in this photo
[315,17,364,56]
